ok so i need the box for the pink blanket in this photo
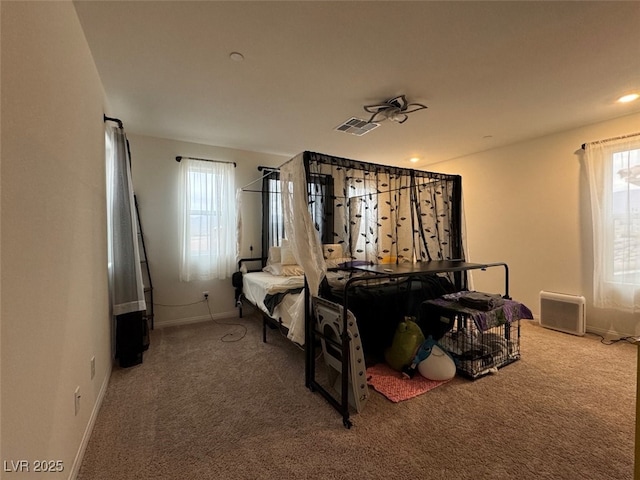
[366,363,450,403]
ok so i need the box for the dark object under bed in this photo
[322,273,457,363]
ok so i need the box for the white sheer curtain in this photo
[105,125,146,316]
[179,158,236,281]
[585,135,640,312]
[280,154,325,344]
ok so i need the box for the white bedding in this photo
[241,270,371,345]
[242,272,304,332]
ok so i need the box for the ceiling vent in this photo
[335,117,380,136]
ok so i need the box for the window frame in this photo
[179,158,236,281]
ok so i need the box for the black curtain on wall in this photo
[261,169,282,265]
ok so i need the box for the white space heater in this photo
[539,291,586,336]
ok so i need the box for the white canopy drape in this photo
[280,154,326,344]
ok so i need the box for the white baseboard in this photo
[531,313,634,339]
[584,325,635,339]
[155,309,247,329]
[68,362,112,480]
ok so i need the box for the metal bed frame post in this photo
[305,276,312,388]
[340,283,353,428]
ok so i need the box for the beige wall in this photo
[129,112,640,336]
[1,2,111,478]
[127,133,288,327]
[431,112,640,337]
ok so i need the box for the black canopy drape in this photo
[303,151,464,272]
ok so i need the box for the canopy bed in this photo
[235,151,532,427]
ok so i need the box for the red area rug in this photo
[366,363,450,403]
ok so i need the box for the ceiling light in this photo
[409,157,420,163]
[229,52,244,62]
[617,93,639,103]
[363,95,427,124]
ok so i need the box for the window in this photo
[585,136,640,312]
[179,158,236,281]
[611,148,640,283]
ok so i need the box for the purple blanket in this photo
[427,292,534,331]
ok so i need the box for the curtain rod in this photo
[175,156,236,167]
[581,132,640,149]
[239,169,276,191]
[103,114,123,129]
[239,164,288,191]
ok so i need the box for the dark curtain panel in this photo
[261,167,333,258]
[306,173,334,245]
[261,169,283,265]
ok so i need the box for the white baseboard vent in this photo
[539,291,586,336]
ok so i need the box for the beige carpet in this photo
[78,316,636,480]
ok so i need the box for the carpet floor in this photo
[78,316,636,480]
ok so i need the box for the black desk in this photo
[351,260,510,298]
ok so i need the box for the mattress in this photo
[241,270,391,345]
[242,271,304,330]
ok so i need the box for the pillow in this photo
[418,345,456,381]
[280,239,297,265]
[267,246,281,266]
[323,243,343,260]
[263,263,304,276]
[280,264,304,276]
[384,319,425,372]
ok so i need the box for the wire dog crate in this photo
[438,317,520,379]
[419,296,522,380]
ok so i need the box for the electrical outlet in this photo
[74,387,81,416]
[90,356,95,380]
[203,291,209,299]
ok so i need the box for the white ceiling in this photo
[74,1,640,167]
